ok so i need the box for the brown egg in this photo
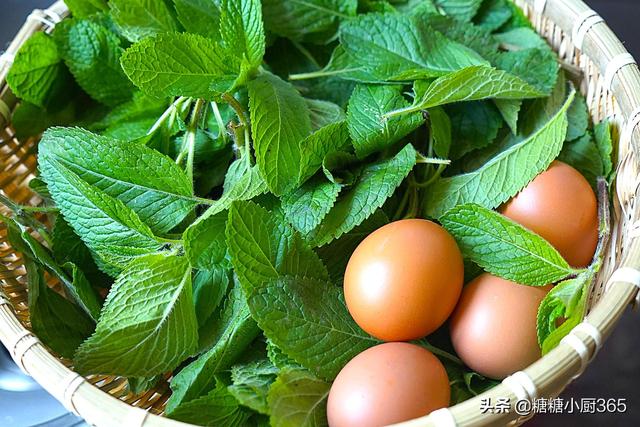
[500,161,598,267]
[327,342,450,427]
[344,219,464,341]
[449,273,551,380]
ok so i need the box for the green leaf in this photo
[316,45,386,84]
[121,33,239,100]
[494,28,548,51]
[109,0,179,42]
[229,359,279,414]
[473,0,512,31]
[167,280,260,412]
[425,86,575,218]
[227,200,329,287]
[347,84,424,158]
[22,260,94,359]
[11,101,76,140]
[565,92,589,141]
[440,204,578,286]
[64,0,109,18]
[495,48,559,95]
[168,378,252,426]
[393,65,544,117]
[127,376,162,395]
[594,119,614,178]
[39,158,163,275]
[315,209,389,283]
[537,271,592,353]
[308,144,416,246]
[299,120,352,184]
[268,368,330,427]
[340,13,488,81]
[193,267,230,343]
[173,0,222,38]
[248,72,312,195]
[220,0,265,72]
[184,211,229,269]
[248,275,378,380]
[74,254,197,376]
[306,99,346,131]
[559,132,602,188]
[494,98,521,134]
[447,100,503,159]
[429,106,452,158]
[55,18,134,106]
[425,14,499,61]
[39,127,197,234]
[435,0,483,22]
[7,32,73,109]
[282,177,341,234]
[262,0,357,43]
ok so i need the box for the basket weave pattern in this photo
[1,1,640,426]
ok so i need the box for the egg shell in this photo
[327,342,450,427]
[344,219,464,341]
[449,273,551,380]
[500,161,598,268]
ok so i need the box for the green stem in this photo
[289,68,361,81]
[291,40,321,69]
[416,153,451,165]
[147,96,188,136]
[393,188,411,221]
[383,104,423,121]
[223,93,249,127]
[211,101,229,144]
[19,206,58,213]
[185,99,206,183]
[412,164,446,188]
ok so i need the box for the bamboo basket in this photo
[1,0,640,426]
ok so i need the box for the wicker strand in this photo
[0,99,10,124]
[573,321,603,351]
[428,408,457,427]
[605,267,640,306]
[560,334,590,379]
[622,106,640,148]
[534,0,547,14]
[62,372,86,416]
[572,10,604,51]
[604,53,637,91]
[0,294,10,307]
[10,330,40,375]
[502,371,538,402]
[42,9,63,24]
[0,52,15,66]
[123,408,151,427]
[27,10,58,31]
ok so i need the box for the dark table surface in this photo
[1,1,640,426]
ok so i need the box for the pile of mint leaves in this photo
[1,0,616,425]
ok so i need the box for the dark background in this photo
[1,0,640,426]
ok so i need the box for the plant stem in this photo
[291,40,321,69]
[210,101,229,144]
[223,93,249,127]
[412,164,446,188]
[147,96,188,136]
[415,153,451,165]
[383,104,422,121]
[289,68,361,81]
[185,99,206,183]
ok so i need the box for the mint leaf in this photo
[20,259,94,360]
[229,359,279,414]
[340,13,487,81]
[184,211,229,270]
[262,0,357,43]
[565,92,589,141]
[109,0,179,42]
[474,0,512,31]
[248,72,312,195]
[220,0,265,73]
[40,127,197,234]
[318,45,386,84]
[306,99,346,131]
[447,100,502,159]
[174,0,222,38]
[495,48,559,95]
[282,176,341,234]
[429,106,452,158]
[268,368,330,427]
[64,0,109,18]
[425,87,575,218]
[227,200,329,286]
[347,84,424,158]
[494,28,548,51]
[55,18,134,106]
[440,204,578,286]
[594,119,613,178]
[393,65,544,117]
[74,254,197,376]
[559,132,602,188]
[168,377,252,426]
[167,280,260,412]
[248,275,378,380]
[494,98,521,134]
[193,267,230,344]
[121,33,238,99]
[7,32,73,109]
[308,144,416,246]
[39,158,162,275]
[299,120,351,184]
[426,14,499,61]
[436,0,483,22]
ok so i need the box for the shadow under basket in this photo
[2,0,640,426]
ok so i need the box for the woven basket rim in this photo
[1,1,640,426]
